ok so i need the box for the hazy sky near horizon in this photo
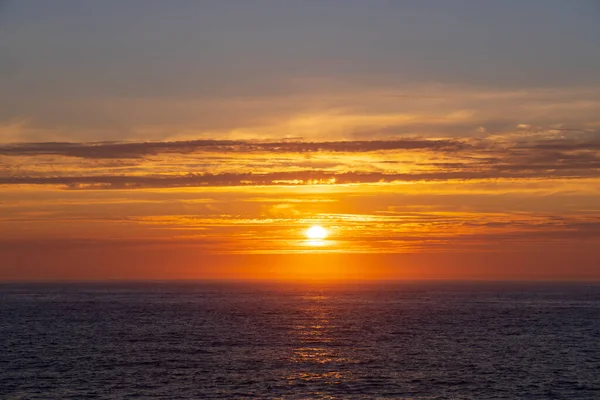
[1,1,600,280]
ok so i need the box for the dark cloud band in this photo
[0,139,469,159]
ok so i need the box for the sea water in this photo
[1,282,599,399]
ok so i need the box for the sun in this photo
[305,225,328,240]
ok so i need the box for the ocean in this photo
[1,282,599,399]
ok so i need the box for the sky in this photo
[1,0,600,280]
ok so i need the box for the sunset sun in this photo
[305,225,328,240]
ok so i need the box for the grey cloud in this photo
[0,139,470,159]
[2,167,599,189]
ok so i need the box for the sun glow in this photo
[305,225,328,240]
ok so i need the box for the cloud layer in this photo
[1,131,599,189]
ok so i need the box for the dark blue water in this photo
[1,282,599,399]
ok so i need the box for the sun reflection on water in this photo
[285,290,358,390]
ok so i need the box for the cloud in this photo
[0,138,469,159]
[1,129,599,189]
[2,84,599,143]
[1,166,600,189]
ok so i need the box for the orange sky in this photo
[2,142,600,280]
[1,2,600,281]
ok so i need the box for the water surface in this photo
[1,281,599,399]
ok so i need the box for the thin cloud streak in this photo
[1,132,598,159]
[1,169,599,189]
[0,139,470,159]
